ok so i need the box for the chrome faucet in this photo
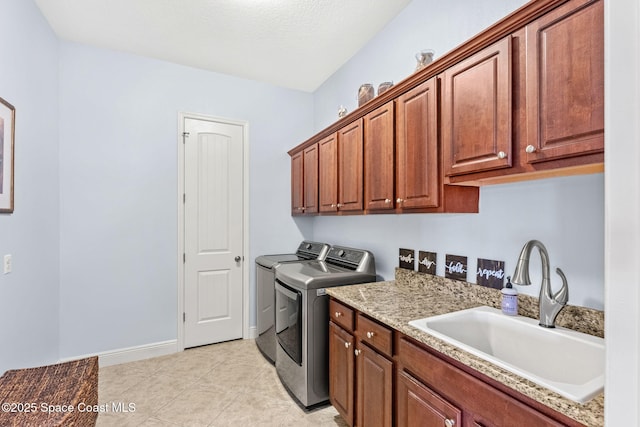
[512,240,569,328]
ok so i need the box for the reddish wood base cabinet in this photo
[328,297,586,427]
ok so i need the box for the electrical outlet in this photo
[3,254,12,274]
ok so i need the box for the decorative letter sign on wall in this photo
[399,248,415,270]
[476,258,506,289]
[445,254,468,281]
[418,251,437,275]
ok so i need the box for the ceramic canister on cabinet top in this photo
[358,84,375,106]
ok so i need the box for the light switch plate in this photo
[3,254,12,274]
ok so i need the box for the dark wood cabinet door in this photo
[396,78,439,209]
[338,119,364,211]
[396,370,462,427]
[303,144,318,214]
[329,322,355,426]
[318,133,338,213]
[290,150,304,215]
[364,101,395,211]
[442,37,512,176]
[525,0,604,163]
[356,344,393,427]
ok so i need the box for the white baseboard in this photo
[60,333,257,368]
[59,340,178,367]
[247,326,257,339]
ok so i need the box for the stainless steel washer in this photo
[255,241,329,364]
[274,245,376,408]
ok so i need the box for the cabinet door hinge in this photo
[183,253,186,263]
[183,193,186,204]
[183,312,186,322]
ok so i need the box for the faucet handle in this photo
[554,267,569,305]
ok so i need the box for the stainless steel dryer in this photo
[274,245,376,408]
[255,241,329,364]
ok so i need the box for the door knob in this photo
[235,256,242,262]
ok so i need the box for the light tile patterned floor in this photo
[97,339,348,427]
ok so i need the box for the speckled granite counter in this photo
[326,268,604,427]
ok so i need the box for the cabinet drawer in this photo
[357,313,393,357]
[330,299,354,331]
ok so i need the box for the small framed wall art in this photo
[0,96,15,213]
[445,254,468,281]
[418,251,437,275]
[399,248,415,270]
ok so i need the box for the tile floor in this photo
[97,339,348,427]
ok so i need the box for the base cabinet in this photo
[396,370,461,427]
[329,300,393,427]
[329,321,355,425]
[328,297,586,427]
[356,344,393,427]
[396,337,572,427]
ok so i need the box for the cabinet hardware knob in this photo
[354,349,361,356]
[334,311,342,318]
[337,203,343,208]
[396,198,404,203]
[384,199,391,204]
[344,342,351,349]
[525,145,537,153]
[444,419,455,427]
[366,331,375,339]
[497,151,507,159]
[331,204,336,208]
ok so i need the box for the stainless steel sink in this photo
[408,306,604,403]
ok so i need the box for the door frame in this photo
[176,111,250,351]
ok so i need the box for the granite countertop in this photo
[326,268,604,427]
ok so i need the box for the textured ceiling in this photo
[34,0,412,92]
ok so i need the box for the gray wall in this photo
[308,0,604,309]
[57,43,314,358]
[0,0,60,373]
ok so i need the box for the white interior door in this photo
[183,116,244,348]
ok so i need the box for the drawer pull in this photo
[366,331,375,339]
[354,349,361,356]
[344,342,351,349]
[334,311,342,318]
[444,419,455,427]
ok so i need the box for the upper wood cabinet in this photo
[288,0,604,213]
[338,119,364,212]
[525,0,604,164]
[442,36,513,176]
[303,144,319,214]
[396,78,439,210]
[291,150,304,215]
[318,133,339,213]
[364,101,395,211]
[290,144,318,215]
